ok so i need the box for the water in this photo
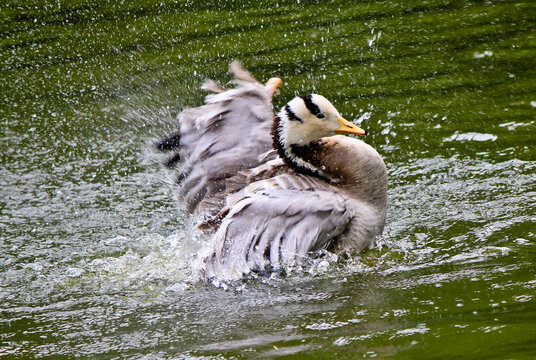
[1,0,535,358]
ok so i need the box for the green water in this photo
[1,0,535,358]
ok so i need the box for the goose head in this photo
[272,94,367,178]
[277,94,366,146]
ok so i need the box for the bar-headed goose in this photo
[156,62,387,281]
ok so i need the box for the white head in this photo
[277,94,366,146]
[272,94,367,177]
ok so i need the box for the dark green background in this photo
[1,0,535,358]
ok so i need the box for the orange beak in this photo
[335,117,367,136]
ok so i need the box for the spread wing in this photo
[156,62,276,213]
[199,173,354,281]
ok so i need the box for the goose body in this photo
[156,62,387,281]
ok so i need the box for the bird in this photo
[156,62,387,281]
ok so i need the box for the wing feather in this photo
[156,64,275,213]
[200,175,353,281]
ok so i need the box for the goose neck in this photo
[271,116,329,181]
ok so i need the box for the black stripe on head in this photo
[285,104,303,122]
[300,94,322,117]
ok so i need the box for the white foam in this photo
[443,132,497,142]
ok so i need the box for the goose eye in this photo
[317,113,325,119]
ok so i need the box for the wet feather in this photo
[156,62,388,281]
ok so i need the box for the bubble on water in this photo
[443,132,497,142]
[473,51,493,58]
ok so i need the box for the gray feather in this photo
[155,63,388,282]
[159,66,275,214]
[201,183,352,281]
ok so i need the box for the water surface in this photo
[1,0,535,358]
